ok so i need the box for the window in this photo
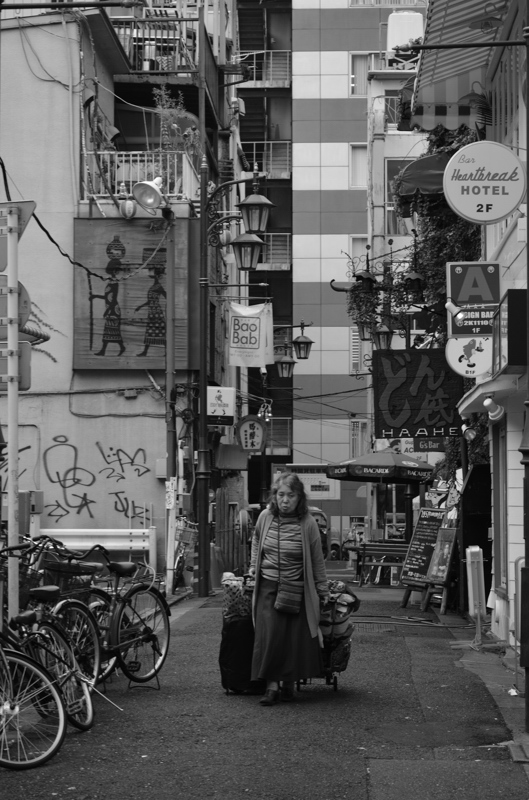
[350,419,368,458]
[350,144,368,188]
[385,158,412,234]
[384,90,400,127]
[350,55,368,96]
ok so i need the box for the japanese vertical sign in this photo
[372,350,464,439]
[228,302,274,368]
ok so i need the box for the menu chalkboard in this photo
[400,508,447,586]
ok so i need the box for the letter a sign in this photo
[447,262,500,306]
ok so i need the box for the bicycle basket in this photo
[0,560,42,610]
[177,526,199,546]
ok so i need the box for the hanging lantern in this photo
[231,232,265,271]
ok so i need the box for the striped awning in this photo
[411,0,505,131]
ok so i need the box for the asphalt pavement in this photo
[3,567,529,800]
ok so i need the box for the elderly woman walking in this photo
[249,472,329,706]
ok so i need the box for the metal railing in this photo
[368,51,420,72]
[237,51,291,86]
[241,142,291,179]
[112,18,198,72]
[257,234,292,271]
[82,150,200,201]
[266,417,292,454]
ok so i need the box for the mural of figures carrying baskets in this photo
[73,218,191,370]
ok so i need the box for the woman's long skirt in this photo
[251,578,323,683]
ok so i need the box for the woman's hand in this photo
[247,566,256,578]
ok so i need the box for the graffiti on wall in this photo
[41,435,153,523]
[0,432,158,524]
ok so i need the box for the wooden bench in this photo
[37,528,158,573]
[358,541,410,587]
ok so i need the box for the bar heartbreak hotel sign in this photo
[442,141,526,225]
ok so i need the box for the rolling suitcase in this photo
[218,573,265,695]
[219,615,265,694]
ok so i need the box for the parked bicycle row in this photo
[0,534,171,770]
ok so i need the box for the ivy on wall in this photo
[401,126,490,480]
[392,125,483,342]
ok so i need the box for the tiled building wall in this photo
[291,2,389,472]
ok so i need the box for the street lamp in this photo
[197,158,274,597]
[272,320,314,379]
[133,164,274,598]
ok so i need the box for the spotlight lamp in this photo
[461,423,477,442]
[445,300,468,325]
[132,177,165,210]
[483,397,505,422]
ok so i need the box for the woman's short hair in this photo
[268,471,309,517]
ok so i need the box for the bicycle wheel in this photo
[110,585,170,683]
[35,624,94,732]
[0,649,66,770]
[52,599,102,690]
[88,588,117,683]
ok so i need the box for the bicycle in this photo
[0,544,94,731]
[170,518,197,594]
[0,639,67,770]
[1,536,102,690]
[39,539,172,685]
[89,551,171,684]
[2,589,94,732]
[31,536,104,688]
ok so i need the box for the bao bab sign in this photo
[443,141,526,224]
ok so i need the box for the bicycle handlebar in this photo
[0,541,34,558]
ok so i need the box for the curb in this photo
[166,587,194,608]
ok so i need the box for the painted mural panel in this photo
[73,218,190,369]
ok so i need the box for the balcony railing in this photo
[112,18,199,72]
[237,51,291,87]
[82,150,199,202]
[241,142,291,179]
[368,51,419,73]
[266,417,292,455]
[256,234,291,271]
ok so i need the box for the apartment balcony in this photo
[256,234,291,272]
[237,51,291,88]
[81,150,200,202]
[112,17,198,73]
[241,141,291,180]
[368,51,419,77]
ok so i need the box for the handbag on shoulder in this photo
[274,578,304,614]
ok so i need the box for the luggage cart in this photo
[297,580,360,692]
